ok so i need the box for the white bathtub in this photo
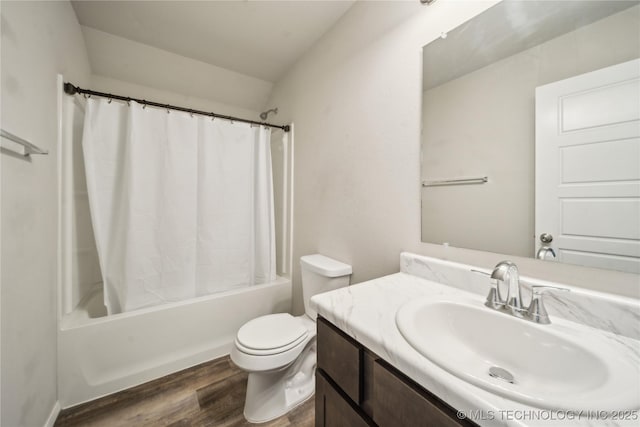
[57,277,292,408]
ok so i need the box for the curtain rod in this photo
[63,83,290,132]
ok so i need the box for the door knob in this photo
[539,233,553,244]
[536,246,556,260]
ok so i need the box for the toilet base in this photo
[243,340,316,423]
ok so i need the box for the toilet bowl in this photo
[230,254,352,423]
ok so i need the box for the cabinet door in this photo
[373,360,474,427]
[317,317,362,404]
[316,370,372,427]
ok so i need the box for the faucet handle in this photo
[527,285,570,324]
[471,269,504,309]
[470,269,490,276]
[485,280,504,309]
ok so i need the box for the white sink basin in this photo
[396,296,640,411]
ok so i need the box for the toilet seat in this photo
[236,313,308,355]
[235,332,308,356]
[231,314,316,373]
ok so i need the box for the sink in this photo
[396,296,640,411]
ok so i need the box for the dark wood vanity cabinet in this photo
[316,316,477,427]
[316,371,372,427]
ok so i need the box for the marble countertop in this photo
[310,266,640,427]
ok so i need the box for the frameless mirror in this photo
[420,0,640,274]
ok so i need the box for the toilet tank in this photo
[300,254,352,319]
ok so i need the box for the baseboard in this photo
[44,401,60,427]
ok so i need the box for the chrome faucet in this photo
[526,285,569,324]
[490,261,524,315]
[474,261,569,324]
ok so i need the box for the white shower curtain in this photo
[82,98,276,314]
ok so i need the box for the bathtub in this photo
[56,77,295,409]
[58,277,292,408]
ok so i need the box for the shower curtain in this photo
[82,98,276,314]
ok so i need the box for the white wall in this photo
[267,0,640,315]
[81,26,274,114]
[90,75,261,120]
[0,1,91,426]
[421,5,640,257]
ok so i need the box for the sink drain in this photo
[488,366,515,384]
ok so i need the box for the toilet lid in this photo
[236,313,308,351]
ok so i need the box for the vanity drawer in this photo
[373,359,475,427]
[317,317,362,404]
[316,370,373,427]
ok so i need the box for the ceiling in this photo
[72,0,355,83]
[422,0,639,90]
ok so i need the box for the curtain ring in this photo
[126,100,131,107]
[211,114,215,121]
[190,111,194,118]
[166,105,171,114]
[108,98,112,104]
[83,93,87,99]
[142,101,147,110]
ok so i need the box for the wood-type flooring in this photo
[55,356,314,427]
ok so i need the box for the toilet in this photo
[230,254,352,423]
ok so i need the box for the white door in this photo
[535,58,640,274]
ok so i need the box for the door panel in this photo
[561,138,640,183]
[561,199,640,240]
[560,79,640,132]
[535,58,640,273]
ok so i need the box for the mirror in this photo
[421,0,640,274]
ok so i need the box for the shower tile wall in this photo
[63,96,102,314]
[271,129,291,277]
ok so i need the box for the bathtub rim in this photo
[60,275,291,331]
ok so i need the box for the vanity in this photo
[316,315,476,427]
[311,253,640,427]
